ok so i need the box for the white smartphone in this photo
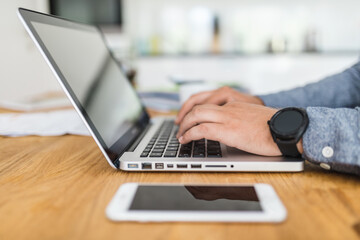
[106,183,287,222]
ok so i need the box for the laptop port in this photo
[167,164,174,168]
[142,163,152,169]
[177,164,188,168]
[191,164,202,169]
[128,163,139,169]
[205,165,227,168]
[155,163,164,169]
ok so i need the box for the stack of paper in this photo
[0,110,90,137]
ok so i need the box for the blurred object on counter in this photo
[267,36,288,53]
[304,28,319,53]
[168,75,205,85]
[211,14,221,54]
[138,91,180,112]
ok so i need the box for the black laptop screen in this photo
[20,9,149,166]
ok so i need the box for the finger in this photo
[202,92,229,106]
[178,123,225,144]
[176,105,224,138]
[175,91,213,124]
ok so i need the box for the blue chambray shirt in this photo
[259,61,360,176]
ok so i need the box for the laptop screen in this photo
[19,9,149,167]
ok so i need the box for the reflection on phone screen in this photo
[129,186,262,211]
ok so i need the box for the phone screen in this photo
[129,185,263,211]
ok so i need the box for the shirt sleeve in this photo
[302,107,360,176]
[258,61,360,108]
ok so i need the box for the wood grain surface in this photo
[0,108,359,240]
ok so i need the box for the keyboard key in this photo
[178,149,191,157]
[193,152,205,157]
[166,147,178,151]
[207,145,221,151]
[207,153,222,158]
[207,147,220,152]
[194,148,205,153]
[194,146,205,150]
[154,146,165,150]
[140,152,149,157]
[150,152,163,157]
[155,144,166,147]
[168,143,179,147]
[207,151,221,155]
[152,148,164,153]
[181,148,191,153]
[178,152,191,158]
[164,151,177,157]
[180,144,192,149]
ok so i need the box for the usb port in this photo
[177,164,188,168]
[128,163,139,169]
[191,164,202,169]
[142,163,152,169]
[167,164,174,168]
[155,163,164,169]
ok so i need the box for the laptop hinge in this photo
[126,123,152,152]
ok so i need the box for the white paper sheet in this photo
[0,110,90,137]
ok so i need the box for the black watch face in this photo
[273,110,304,134]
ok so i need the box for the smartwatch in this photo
[268,107,309,158]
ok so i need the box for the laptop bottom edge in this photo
[119,160,304,172]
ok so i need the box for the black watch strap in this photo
[277,141,301,158]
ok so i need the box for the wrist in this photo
[254,96,265,106]
[297,138,304,154]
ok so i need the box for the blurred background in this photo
[1,0,359,107]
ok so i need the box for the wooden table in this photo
[0,108,359,240]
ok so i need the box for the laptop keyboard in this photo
[140,120,222,158]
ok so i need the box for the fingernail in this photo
[179,136,183,143]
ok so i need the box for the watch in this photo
[268,107,309,157]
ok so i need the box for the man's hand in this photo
[176,101,282,156]
[175,86,264,124]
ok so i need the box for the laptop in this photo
[18,8,304,172]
